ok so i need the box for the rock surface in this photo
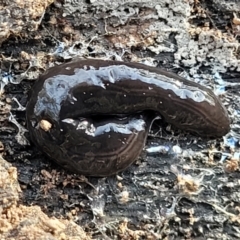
[0,0,240,239]
[0,157,90,240]
[0,0,54,45]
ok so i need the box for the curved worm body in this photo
[26,59,230,176]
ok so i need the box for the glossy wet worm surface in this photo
[26,59,230,176]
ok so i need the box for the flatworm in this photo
[26,59,230,176]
